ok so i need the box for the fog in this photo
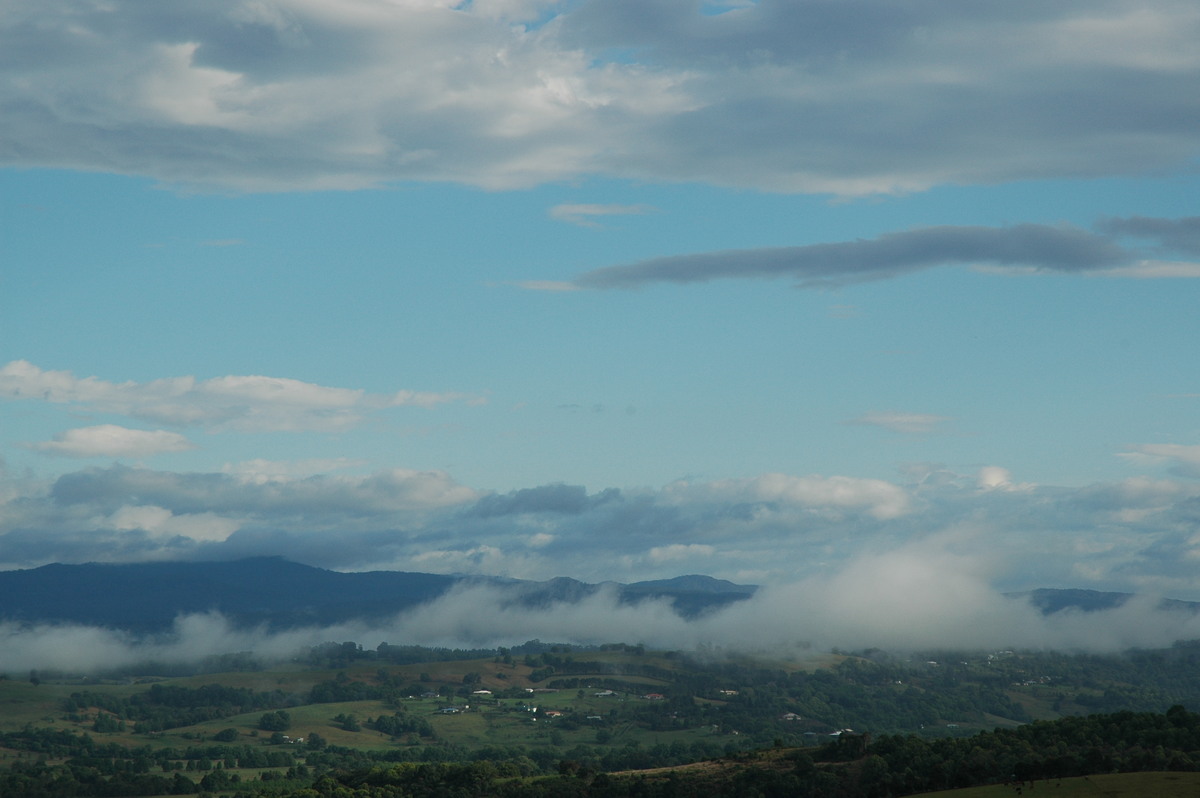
[6,543,1200,674]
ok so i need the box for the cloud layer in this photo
[2,2,1198,193]
[550,218,1200,290]
[26,425,196,459]
[4,455,1200,601]
[0,360,471,435]
[9,551,1200,673]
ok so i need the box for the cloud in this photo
[12,543,1200,672]
[549,203,656,228]
[468,483,620,517]
[106,505,240,543]
[1099,216,1200,255]
[25,425,196,458]
[221,458,366,482]
[0,360,470,432]
[672,473,914,521]
[1121,444,1200,479]
[647,543,715,563]
[553,219,1200,290]
[846,411,951,435]
[2,2,1199,193]
[7,460,1200,603]
[516,280,580,292]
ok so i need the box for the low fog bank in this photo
[6,547,1200,674]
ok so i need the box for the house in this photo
[780,713,801,721]
[642,693,666,701]
[438,706,462,714]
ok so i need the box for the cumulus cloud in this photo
[106,505,240,543]
[221,458,366,482]
[24,424,195,458]
[7,461,1200,602]
[558,221,1200,291]
[2,2,1199,194]
[670,473,913,521]
[0,360,471,432]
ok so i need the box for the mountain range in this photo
[2,557,1198,634]
[0,557,757,632]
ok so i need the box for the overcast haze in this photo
[3,1,1200,658]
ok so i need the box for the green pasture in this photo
[0,648,784,760]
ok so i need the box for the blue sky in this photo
[3,0,1200,625]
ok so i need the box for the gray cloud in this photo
[47,465,476,519]
[6,459,1200,602]
[468,483,621,518]
[561,220,1197,290]
[1099,216,1200,255]
[2,2,1198,193]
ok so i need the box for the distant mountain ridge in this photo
[1008,588,1200,615]
[2,558,1195,634]
[0,557,759,632]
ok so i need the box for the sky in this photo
[3,1,1200,658]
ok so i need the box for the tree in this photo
[333,713,360,732]
[259,710,291,732]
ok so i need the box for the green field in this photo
[9,643,1200,796]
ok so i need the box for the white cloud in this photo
[1121,443,1200,478]
[976,466,1012,491]
[106,504,240,542]
[847,411,951,435]
[682,472,913,520]
[25,425,195,458]
[548,203,656,228]
[647,543,715,563]
[0,360,470,432]
[976,466,1035,492]
[517,280,580,292]
[2,2,1198,193]
[222,457,366,483]
[15,540,1200,672]
[1099,260,1200,279]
